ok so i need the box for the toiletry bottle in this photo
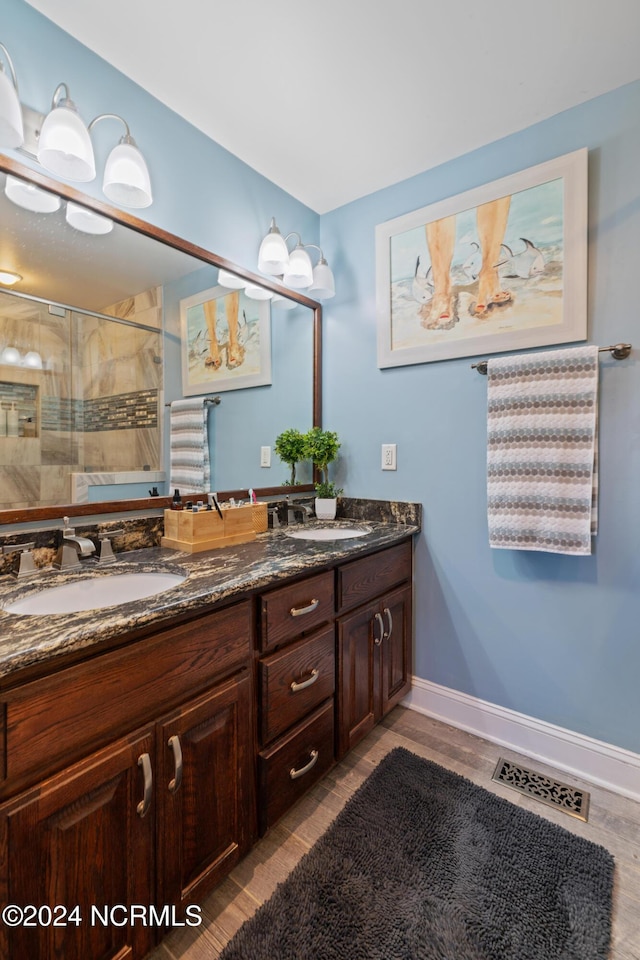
[6,403,18,438]
[23,416,36,438]
[171,488,183,510]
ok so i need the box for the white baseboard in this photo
[403,677,640,803]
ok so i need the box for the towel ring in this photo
[471,343,632,375]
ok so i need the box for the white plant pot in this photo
[314,497,337,521]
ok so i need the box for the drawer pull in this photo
[290,749,319,780]
[383,606,393,640]
[167,734,183,794]
[290,668,319,692]
[373,612,384,645]
[289,598,320,618]
[137,752,153,818]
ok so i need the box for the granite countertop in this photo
[0,518,418,685]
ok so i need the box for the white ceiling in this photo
[25,0,640,214]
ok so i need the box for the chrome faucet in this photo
[2,542,38,579]
[54,517,96,571]
[287,502,314,525]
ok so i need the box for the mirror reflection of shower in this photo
[0,287,163,510]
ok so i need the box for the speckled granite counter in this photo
[0,516,419,685]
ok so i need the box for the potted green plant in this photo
[304,427,342,520]
[274,428,308,486]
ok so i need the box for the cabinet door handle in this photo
[383,606,393,640]
[373,612,384,645]
[167,735,183,794]
[137,752,153,818]
[289,749,319,780]
[289,598,319,618]
[290,668,319,692]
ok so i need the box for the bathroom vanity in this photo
[0,509,418,959]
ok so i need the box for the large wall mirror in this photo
[0,154,321,524]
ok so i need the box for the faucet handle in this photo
[2,542,37,579]
[97,529,124,564]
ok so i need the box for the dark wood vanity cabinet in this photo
[336,542,413,758]
[0,602,255,960]
[257,571,336,834]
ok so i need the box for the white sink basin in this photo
[3,571,187,616]
[285,524,372,541]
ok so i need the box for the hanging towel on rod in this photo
[169,397,211,493]
[486,345,599,556]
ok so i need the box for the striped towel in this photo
[169,398,211,493]
[487,345,599,556]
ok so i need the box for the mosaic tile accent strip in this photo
[491,757,590,821]
[84,389,158,432]
[40,397,84,432]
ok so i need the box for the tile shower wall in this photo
[0,288,163,509]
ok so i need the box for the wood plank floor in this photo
[149,706,640,960]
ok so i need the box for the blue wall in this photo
[320,81,640,753]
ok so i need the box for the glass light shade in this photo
[102,140,152,208]
[0,269,22,286]
[0,346,21,365]
[5,175,61,213]
[65,202,113,235]
[23,350,43,369]
[258,224,289,275]
[218,269,247,289]
[245,284,273,301]
[38,103,96,182]
[271,295,298,311]
[282,245,313,288]
[309,259,336,300]
[0,66,24,148]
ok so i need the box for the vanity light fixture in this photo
[244,284,273,301]
[0,42,153,209]
[258,218,336,299]
[0,43,24,148]
[0,269,22,286]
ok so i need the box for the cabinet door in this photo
[0,728,155,960]
[336,600,378,758]
[157,671,255,916]
[379,584,412,716]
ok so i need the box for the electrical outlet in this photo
[260,445,271,468]
[381,443,397,470]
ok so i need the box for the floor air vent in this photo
[491,757,590,822]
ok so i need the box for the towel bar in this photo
[165,396,221,406]
[471,343,632,375]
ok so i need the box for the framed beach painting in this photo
[376,148,588,368]
[180,285,272,395]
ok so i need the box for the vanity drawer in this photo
[1,601,251,792]
[259,624,335,745]
[259,571,334,652]
[337,540,412,613]
[258,699,334,833]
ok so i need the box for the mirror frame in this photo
[0,153,322,524]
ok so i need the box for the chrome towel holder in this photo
[471,343,632,375]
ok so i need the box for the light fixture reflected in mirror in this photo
[65,201,113,235]
[245,284,273,301]
[272,294,299,311]
[218,269,247,289]
[0,345,21,365]
[5,173,62,212]
[0,269,22,286]
[258,218,335,299]
[23,350,43,369]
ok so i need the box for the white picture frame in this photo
[376,148,588,368]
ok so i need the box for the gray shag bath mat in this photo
[220,747,614,960]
